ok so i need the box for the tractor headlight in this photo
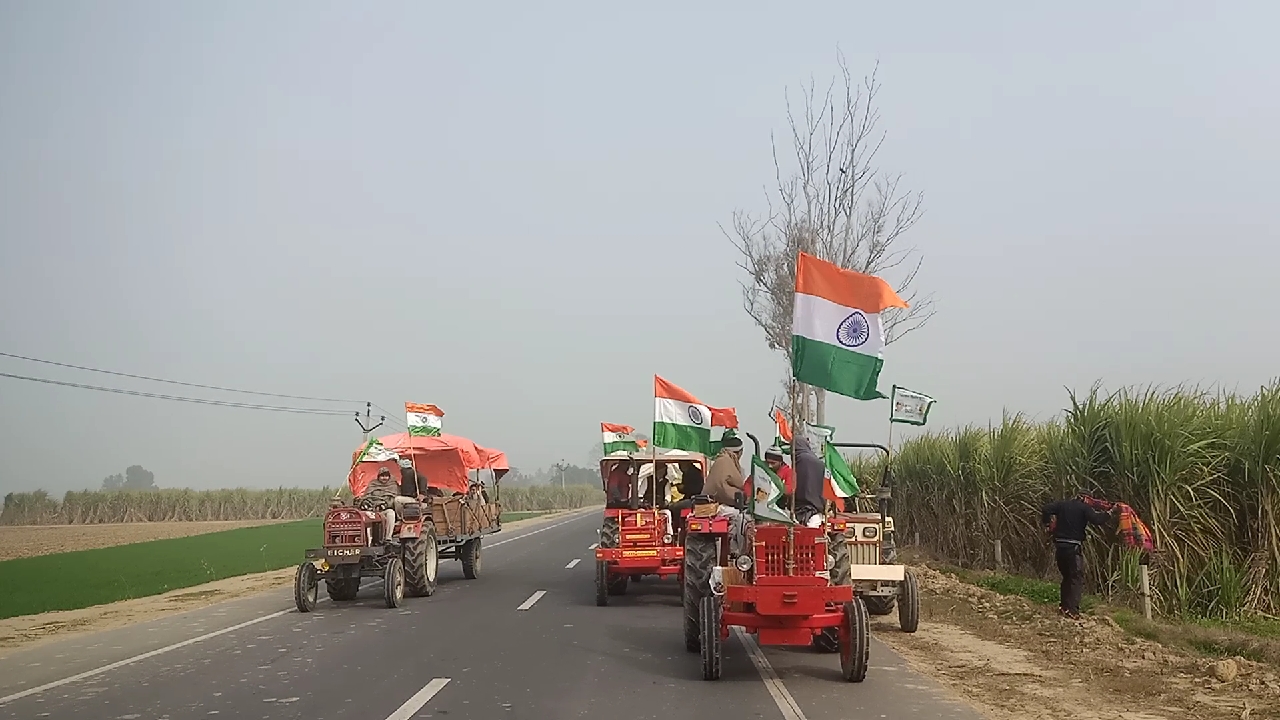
[709,567,725,595]
[826,553,836,568]
[734,555,753,572]
[663,534,674,545]
[862,526,879,539]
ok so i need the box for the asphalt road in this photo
[0,509,983,720]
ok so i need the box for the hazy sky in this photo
[2,2,1277,495]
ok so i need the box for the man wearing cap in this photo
[764,447,795,507]
[356,465,422,544]
[703,435,752,557]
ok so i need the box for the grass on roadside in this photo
[0,519,321,619]
[500,510,553,523]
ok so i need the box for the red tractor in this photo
[293,432,507,612]
[681,433,871,682]
[594,450,709,605]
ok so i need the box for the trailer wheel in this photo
[682,533,717,653]
[840,598,870,682]
[325,576,361,602]
[461,538,482,580]
[294,563,318,613]
[863,595,896,616]
[898,568,919,633]
[383,557,405,609]
[404,527,438,597]
[699,594,722,681]
[595,560,609,606]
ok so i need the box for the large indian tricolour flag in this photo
[601,423,640,454]
[791,252,909,401]
[406,403,444,436]
[653,376,713,454]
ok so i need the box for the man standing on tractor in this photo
[791,436,827,528]
[764,447,794,507]
[704,435,751,556]
[1041,488,1117,619]
[356,466,421,544]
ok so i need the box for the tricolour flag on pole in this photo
[653,376,713,454]
[601,423,640,454]
[354,437,399,465]
[890,385,936,426]
[750,455,794,524]
[772,408,793,449]
[406,403,444,437]
[822,442,859,500]
[791,252,909,400]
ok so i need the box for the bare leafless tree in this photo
[726,53,935,424]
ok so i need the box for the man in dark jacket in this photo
[1041,489,1116,618]
[398,458,427,497]
[791,436,826,527]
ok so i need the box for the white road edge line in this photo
[734,627,808,720]
[0,509,598,706]
[516,590,547,611]
[565,558,581,569]
[385,677,451,720]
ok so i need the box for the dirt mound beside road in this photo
[874,565,1280,720]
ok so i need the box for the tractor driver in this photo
[356,466,420,544]
[605,461,634,508]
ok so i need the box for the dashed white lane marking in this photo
[0,610,289,706]
[588,542,598,550]
[565,558,581,569]
[734,627,807,720]
[385,678,450,720]
[0,510,599,706]
[516,591,547,611]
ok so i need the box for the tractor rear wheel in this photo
[595,560,609,606]
[404,529,439,597]
[461,538,482,580]
[600,517,621,548]
[383,557,405,608]
[863,595,896,615]
[294,563,318,613]
[699,594,722,681]
[814,536,852,652]
[325,576,361,602]
[898,568,920,633]
[682,533,717,653]
[840,598,870,682]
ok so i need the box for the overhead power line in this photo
[0,371,354,416]
[0,351,364,404]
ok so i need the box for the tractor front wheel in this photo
[383,557,405,608]
[699,594,722,681]
[294,563,318,613]
[814,536,852,652]
[898,569,920,633]
[595,561,609,607]
[683,533,717,653]
[461,538,482,580]
[840,598,870,682]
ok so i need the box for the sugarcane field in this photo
[3,5,1278,720]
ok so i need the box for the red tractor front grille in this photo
[324,509,367,547]
[755,526,827,578]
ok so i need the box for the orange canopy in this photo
[348,433,509,497]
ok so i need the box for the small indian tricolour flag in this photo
[750,455,794,524]
[772,408,793,449]
[653,376,712,454]
[791,252,909,400]
[602,423,640,454]
[890,385,937,426]
[822,442,859,500]
[406,403,444,436]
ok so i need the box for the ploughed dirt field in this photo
[0,520,288,561]
[875,565,1280,720]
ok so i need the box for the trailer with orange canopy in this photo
[293,432,508,612]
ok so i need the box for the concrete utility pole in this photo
[559,459,566,489]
